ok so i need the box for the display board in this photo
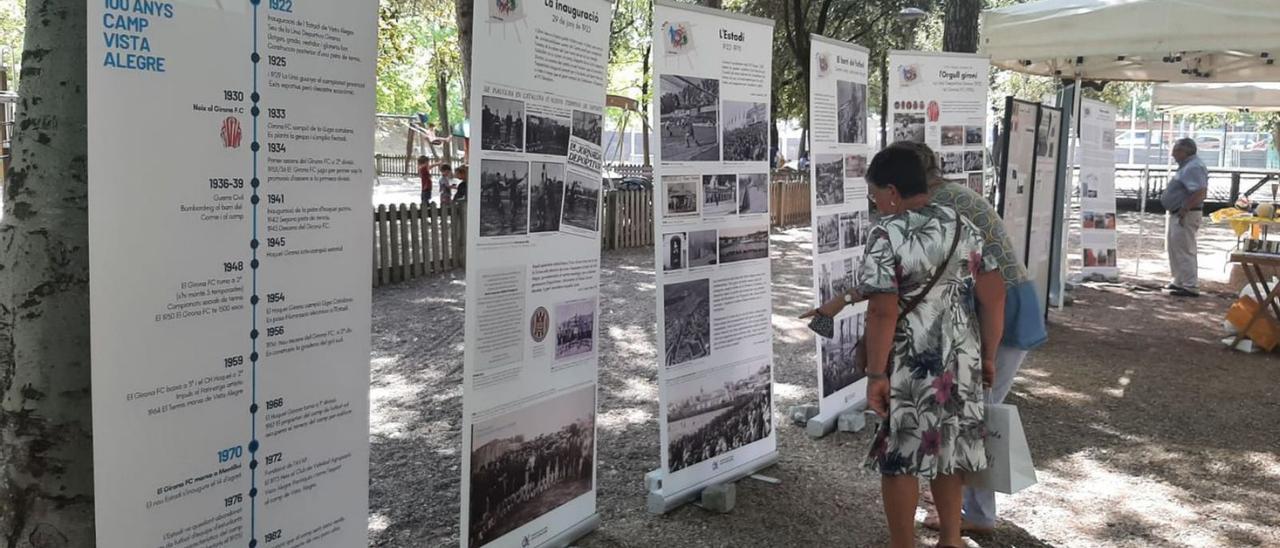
[998,97,1039,261]
[1026,106,1063,305]
[650,0,776,507]
[1077,98,1119,278]
[808,34,869,421]
[461,0,612,546]
[89,1,375,546]
[886,51,989,192]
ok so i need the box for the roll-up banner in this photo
[461,0,612,545]
[886,51,989,190]
[1027,106,1063,306]
[999,97,1039,262]
[648,0,777,514]
[89,1,375,546]
[807,34,870,434]
[1078,98,1119,279]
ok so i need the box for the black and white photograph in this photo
[481,95,525,152]
[817,257,854,304]
[841,211,868,249]
[666,363,772,473]
[660,75,720,162]
[687,229,718,267]
[844,154,867,179]
[702,174,737,217]
[526,111,572,156]
[664,278,711,367]
[554,300,596,361]
[665,175,700,218]
[737,173,768,215]
[663,232,687,272]
[964,150,983,171]
[529,162,565,233]
[562,170,600,232]
[468,385,595,548]
[821,313,865,398]
[941,151,964,175]
[814,154,845,206]
[965,125,984,145]
[837,80,867,144]
[718,226,769,264]
[816,213,840,254]
[893,112,926,143]
[571,110,603,145]
[722,101,768,162]
[479,159,529,237]
[941,125,964,147]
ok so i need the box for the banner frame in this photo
[653,0,775,26]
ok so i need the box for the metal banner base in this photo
[537,513,601,548]
[805,399,867,439]
[644,451,779,514]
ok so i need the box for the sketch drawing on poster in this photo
[844,154,867,179]
[687,229,718,267]
[664,278,711,367]
[468,384,596,548]
[893,112,925,143]
[718,226,769,264]
[482,95,525,152]
[555,300,596,361]
[722,101,768,162]
[527,110,572,156]
[572,110,603,145]
[665,363,772,473]
[479,159,529,237]
[814,154,844,206]
[562,170,601,232]
[664,175,701,218]
[737,173,768,215]
[820,314,865,397]
[663,232,687,271]
[660,75,720,162]
[816,213,840,255]
[837,80,867,144]
[529,161,565,233]
[702,174,737,217]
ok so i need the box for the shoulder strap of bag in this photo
[899,215,963,318]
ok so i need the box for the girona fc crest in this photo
[495,0,517,14]
[489,0,525,22]
[663,22,692,55]
[221,116,242,149]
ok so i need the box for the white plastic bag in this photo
[968,403,1037,494]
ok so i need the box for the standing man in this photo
[1162,138,1209,297]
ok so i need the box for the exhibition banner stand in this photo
[1078,98,1120,279]
[998,97,1039,258]
[461,0,613,546]
[647,0,777,514]
[887,51,989,187]
[805,34,870,439]
[89,1,376,546]
[1027,106,1063,307]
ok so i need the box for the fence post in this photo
[372,208,380,288]
[1230,172,1242,204]
[389,204,403,283]
[611,191,621,250]
[377,204,391,286]
[409,203,422,278]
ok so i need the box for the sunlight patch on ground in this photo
[773,382,809,403]
[370,370,417,438]
[1102,368,1134,398]
[606,324,656,357]
[368,512,391,534]
[1015,375,1095,404]
[599,407,653,431]
[611,376,657,402]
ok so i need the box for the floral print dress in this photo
[857,203,997,478]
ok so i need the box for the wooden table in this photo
[1229,252,1280,349]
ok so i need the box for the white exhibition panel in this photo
[1078,98,1120,279]
[887,51,989,188]
[1001,99,1038,263]
[89,1,375,546]
[1026,107,1062,306]
[808,34,869,417]
[462,0,612,546]
[652,0,776,496]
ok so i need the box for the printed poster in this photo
[462,0,612,546]
[1027,106,1063,304]
[808,34,870,417]
[1078,98,1119,278]
[652,0,776,496]
[887,51,989,192]
[89,1,376,546]
[1000,98,1039,261]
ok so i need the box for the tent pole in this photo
[1136,107,1160,277]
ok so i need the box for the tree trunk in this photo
[943,0,981,53]
[641,43,651,167]
[0,0,94,545]
[455,0,473,116]
[699,0,722,8]
[436,72,453,165]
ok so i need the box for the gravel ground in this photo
[367,215,1280,548]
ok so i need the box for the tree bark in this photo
[436,72,453,165]
[454,0,473,116]
[0,0,94,545]
[942,0,981,53]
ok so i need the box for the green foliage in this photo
[378,0,465,121]
[0,0,23,86]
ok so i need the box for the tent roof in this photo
[981,0,1280,83]
[1153,82,1280,113]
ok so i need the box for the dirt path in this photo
[368,216,1279,548]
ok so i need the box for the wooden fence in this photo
[373,202,465,287]
[770,180,811,228]
[602,189,654,250]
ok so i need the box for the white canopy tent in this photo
[981,0,1280,83]
[1153,83,1280,114]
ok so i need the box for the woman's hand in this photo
[866,376,890,418]
[799,291,855,320]
[982,358,996,388]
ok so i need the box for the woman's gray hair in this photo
[1174,137,1197,155]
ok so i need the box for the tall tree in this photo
[942,0,981,53]
[0,0,93,545]
[454,0,473,114]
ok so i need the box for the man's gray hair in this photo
[1175,137,1197,155]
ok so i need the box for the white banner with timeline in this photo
[1078,98,1119,278]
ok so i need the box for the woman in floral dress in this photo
[857,147,1006,548]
